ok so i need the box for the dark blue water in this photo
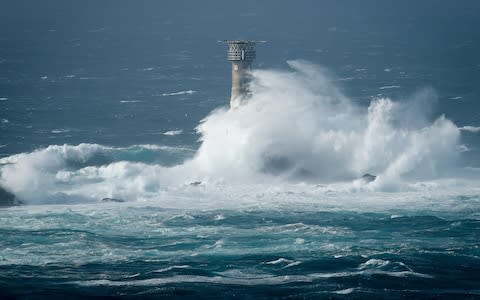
[1,1,479,160]
[1,1,480,299]
[1,206,479,299]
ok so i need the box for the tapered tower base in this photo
[230,61,252,108]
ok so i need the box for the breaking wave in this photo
[0,61,475,206]
[459,126,480,133]
[194,61,460,186]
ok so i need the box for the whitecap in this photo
[123,273,140,278]
[120,100,141,103]
[126,144,193,152]
[358,258,390,270]
[265,258,291,265]
[51,129,70,134]
[334,288,355,294]
[284,261,301,268]
[163,130,183,136]
[152,265,190,273]
[72,269,432,288]
[379,85,400,90]
[213,239,224,248]
[213,214,225,220]
[160,90,196,97]
[459,126,480,133]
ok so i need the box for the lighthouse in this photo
[220,40,263,109]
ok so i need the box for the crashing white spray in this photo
[0,61,463,204]
[193,61,459,184]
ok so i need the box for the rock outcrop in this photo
[361,173,377,183]
[0,186,20,207]
[101,197,125,203]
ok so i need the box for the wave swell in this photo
[0,61,469,205]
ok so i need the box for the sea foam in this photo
[0,61,471,206]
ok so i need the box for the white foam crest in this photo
[120,100,141,103]
[459,126,480,133]
[51,129,71,134]
[284,261,302,268]
[358,258,390,269]
[0,143,194,204]
[72,274,308,287]
[160,90,196,97]
[152,265,190,273]
[192,60,460,186]
[265,258,292,265]
[334,288,356,294]
[379,85,401,90]
[0,144,110,202]
[163,130,183,136]
[72,268,431,287]
[121,144,194,152]
[0,61,472,206]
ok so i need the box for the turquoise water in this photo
[1,1,480,299]
[1,203,479,299]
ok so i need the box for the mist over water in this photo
[0,61,470,207]
[195,61,460,185]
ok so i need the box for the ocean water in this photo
[1,1,480,299]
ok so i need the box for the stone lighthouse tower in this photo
[221,40,262,109]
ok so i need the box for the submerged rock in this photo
[361,173,377,183]
[0,186,21,207]
[101,197,125,203]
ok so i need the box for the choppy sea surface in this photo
[1,1,480,299]
[1,200,480,299]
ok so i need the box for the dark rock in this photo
[261,155,293,176]
[101,197,125,203]
[361,173,377,183]
[189,181,202,186]
[0,186,20,207]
